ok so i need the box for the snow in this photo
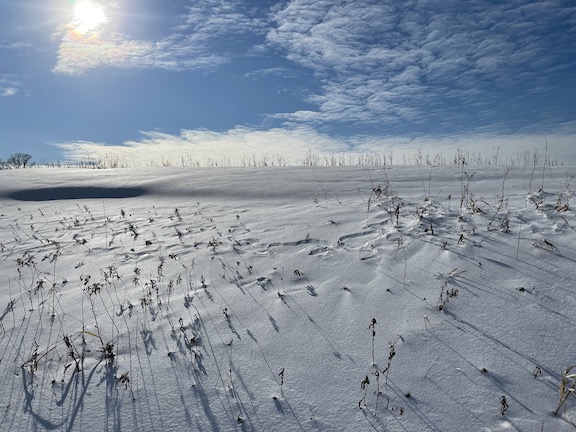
[0,164,575,431]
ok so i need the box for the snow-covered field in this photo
[0,164,575,431]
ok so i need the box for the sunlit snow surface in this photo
[1,165,575,431]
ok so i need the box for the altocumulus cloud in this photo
[52,0,267,75]
[48,0,576,165]
[266,0,576,127]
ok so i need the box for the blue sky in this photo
[1,0,575,165]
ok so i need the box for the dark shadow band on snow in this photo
[6,186,147,201]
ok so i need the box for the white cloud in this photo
[266,0,576,126]
[0,76,20,97]
[0,87,17,97]
[244,67,295,80]
[54,126,576,166]
[55,126,349,166]
[175,0,267,36]
[53,32,230,75]
[53,0,267,75]
[0,42,36,50]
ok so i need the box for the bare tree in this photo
[6,153,33,168]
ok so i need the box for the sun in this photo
[72,1,107,34]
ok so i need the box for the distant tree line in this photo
[0,153,33,169]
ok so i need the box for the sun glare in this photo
[72,1,107,34]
